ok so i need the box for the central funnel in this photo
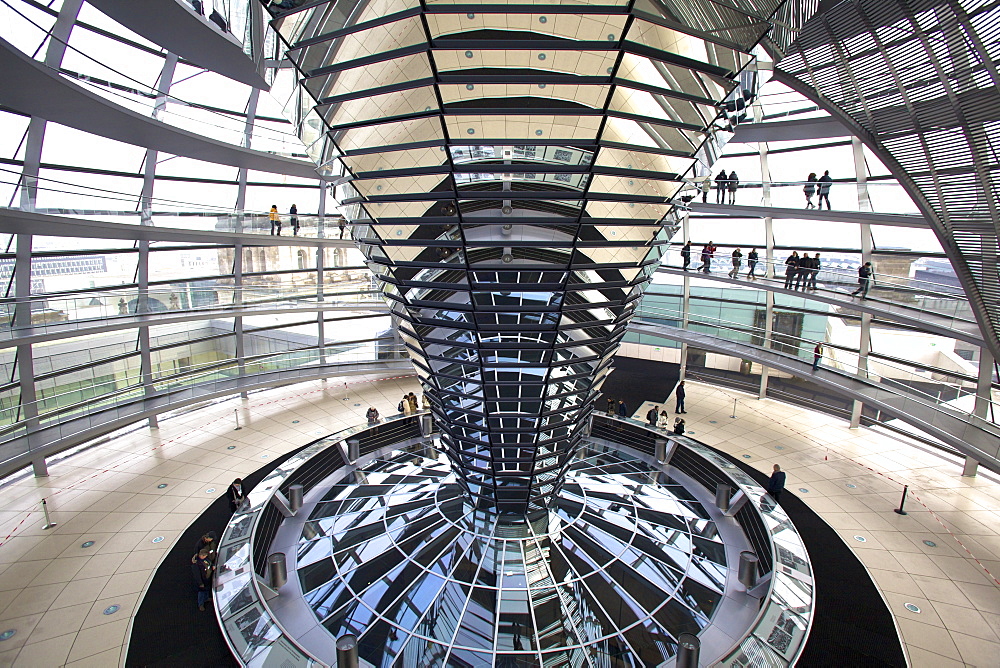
[267,0,778,513]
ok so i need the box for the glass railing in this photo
[0,342,410,448]
[656,256,977,327]
[0,285,386,338]
[631,304,999,424]
[679,179,922,216]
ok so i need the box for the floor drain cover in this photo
[846,484,857,488]
[923,540,936,547]
[709,420,717,424]
[103,605,120,615]
[742,454,751,459]
[775,445,784,450]
[854,535,867,542]
[81,541,94,548]
[151,536,164,543]
[904,603,921,613]
[799,488,809,493]
[206,488,216,494]
[157,484,167,489]
[292,420,299,424]
[0,630,15,641]
[227,446,236,450]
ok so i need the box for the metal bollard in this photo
[655,438,667,463]
[715,483,731,512]
[894,484,909,515]
[738,550,759,589]
[336,634,359,668]
[676,632,700,668]
[420,414,432,438]
[268,552,287,590]
[288,484,304,513]
[41,498,57,530]
[347,438,360,463]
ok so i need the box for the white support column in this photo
[678,210,690,379]
[964,347,994,476]
[317,247,326,366]
[234,241,248,398]
[850,137,873,428]
[14,234,44,476]
[757,108,773,399]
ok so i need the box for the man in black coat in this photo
[674,381,686,413]
[646,406,659,426]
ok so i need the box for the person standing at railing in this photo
[812,342,824,371]
[804,172,817,209]
[817,170,833,210]
[680,241,692,270]
[646,406,659,427]
[808,253,821,290]
[269,204,281,236]
[289,204,299,236]
[673,417,685,435]
[715,170,728,203]
[617,400,628,418]
[700,175,712,203]
[118,297,128,315]
[727,170,739,204]
[852,261,875,299]
[728,248,742,278]
[659,410,669,428]
[339,218,346,239]
[784,251,799,289]
[794,254,810,289]
[606,397,615,416]
[747,248,759,279]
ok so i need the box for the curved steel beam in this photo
[731,115,850,143]
[628,321,1000,473]
[0,37,315,179]
[86,0,269,89]
[772,0,1000,364]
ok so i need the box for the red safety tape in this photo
[688,378,1000,588]
[0,373,418,550]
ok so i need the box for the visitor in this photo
[747,248,759,279]
[700,175,712,203]
[422,394,430,409]
[606,397,615,416]
[674,381,686,414]
[339,218,346,239]
[227,478,244,513]
[408,392,418,413]
[784,252,799,289]
[192,532,217,564]
[659,410,669,428]
[715,170,728,203]
[646,406,659,427]
[817,170,832,210]
[289,204,299,236]
[118,297,128,315]
[673,417,685,435]
[680,241,692,271]
[808,253,821,289]
[398,396,409,414]
[729,248,742,278]
[269,204,281,236]
[727,170,739,204]
[767,464,787,502]
[852,262,874,299]
[812,342,824,371]
[192,548,215,611]
[804,172,817,209]
[617,400,628,418]
[795,253,810,289]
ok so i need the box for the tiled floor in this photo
[0,374,994,666]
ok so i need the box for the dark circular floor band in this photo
[127,434,905,667]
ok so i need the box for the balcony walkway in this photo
[685,202,929,228]
[654,265,984,347]
[627,320,1000,473]
[0,357,413,479]
[0,38,315,179]
[87,0,268,89]
[731,115,851,143]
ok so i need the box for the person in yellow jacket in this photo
[269,204,281,236]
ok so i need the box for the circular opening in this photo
[535,129,543,136]
[538,53,546,61]
[464,50,473,58]
[467,128,476,135]
[466,84,475,91]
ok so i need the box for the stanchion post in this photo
[233,409,242,431]
[268,553,287,590]
[41,498,56,530]
[731,398,737,418]
[715,484,731,512]
[336,634,359,668]
[676,633,700,668]
[894,484,909,515]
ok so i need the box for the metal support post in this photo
[347,438,360,463]
[233,241,247,397]
[268,553,287,589]
[715,484,731,512]
[233,409,242,431]
[679,210,690,379]
[41,498,56,529]
[894,485,909,515]
[336,634,359,668]
[738,551,759,589]
[965,347,993,477]
[676,633,700,668]
[288,484,303,513]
